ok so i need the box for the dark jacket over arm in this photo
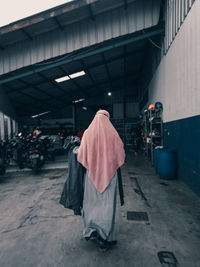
[60,135,124,214]
[60,145,85,215]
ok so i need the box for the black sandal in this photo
[97,236,108,252]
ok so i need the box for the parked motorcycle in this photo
[8,134,26,169]
[40,136,55,161]
[0,140,7,175]
[8,133,45,173]
[27,138,45,173]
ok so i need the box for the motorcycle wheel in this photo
[32,159,39,174]
[18,162,24,169]
[0,166,5,175]
[50,152,55,161]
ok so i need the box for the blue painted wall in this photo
[164,115,200,197]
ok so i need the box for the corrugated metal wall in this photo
[148,0,200,122]
[164,0,196,53]
[0,0,161,75]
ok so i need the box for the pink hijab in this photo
[77,110,125,193]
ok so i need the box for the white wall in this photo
[148,0,200,123]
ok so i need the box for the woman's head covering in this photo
[77,110,125,193]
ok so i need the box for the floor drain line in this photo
[157,251,179,267]
[49,175,61,180]
[160,182,169,186]
[130,177,151,207]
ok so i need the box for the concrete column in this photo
[15,121,18,134]
[7,117,11,139]
[0,112,4,139]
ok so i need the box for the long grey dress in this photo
[82,171,117,242]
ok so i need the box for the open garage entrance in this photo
[0,0,164,149]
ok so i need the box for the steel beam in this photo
[4,84,56,113]
[80,59,96,87]
[17,78,65,109]
[5,48,142,95]
[123,0,128,9]
[37,72,75,100]
[7,72,137,101]
[54,17,64,31]
[58,66,90,98]
[82,48,143,69]
[21,29,33,40]
[101,53,113,92]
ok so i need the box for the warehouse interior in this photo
[0,0,163,137]
[0,32,164,133]
[0,0,200,266]
[0,0,199,194]
[0,29,161,119]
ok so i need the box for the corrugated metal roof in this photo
[0,0,161,75]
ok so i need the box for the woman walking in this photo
[77,109,125,251]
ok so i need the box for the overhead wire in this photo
[34,42,104,66]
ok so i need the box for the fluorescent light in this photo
[32,111,50,118]
[72,98,85,104]
[55,71,86,83]
[69,71,85,79]
[55,75,70,83]
[108,92,112,96]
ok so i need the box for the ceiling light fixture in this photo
[82,107,87,110]
[31,111,51,118]
[72,98,85,104]
[69,70,85,79]
[55,71,86,83]
[108,92,112,96]
[55,75,70,83]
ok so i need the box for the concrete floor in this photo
[0,153,200,267]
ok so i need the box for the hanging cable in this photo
[148,38,162,50]
[142,29,162,50]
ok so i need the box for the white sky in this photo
[0,0,73,27]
